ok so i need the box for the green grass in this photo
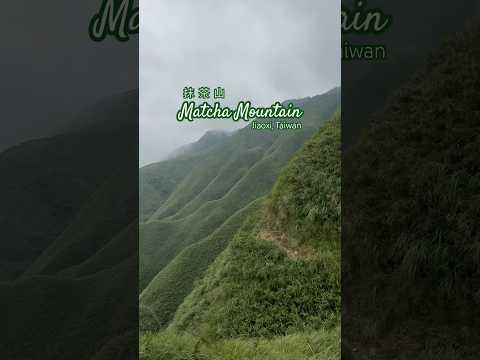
[148,129,275,221]
[172,115,341,339]
[139,90,341,299]
[267,112,341,249]
[140,326,339,360]
[139,127,323,307]
[172,213,340,339]
[344,20,480,317]
[169,147,265,221]
[24,151,138,277]
[140,156,200,222]
[140,199,263,331]
[139,114,342,354]
[0,92,137,281]
[342,21,480,358]
[140,130,231,222]
[139,90,341,359]
[0,91,139,359]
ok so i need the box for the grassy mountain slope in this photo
[147,129,276,222]
[0,91,138,359]
[168,146,266,221]
[141,112,341,359]
[23,150,137,277]
[170,130,229,158]
[0,257,137,360]
[139,131,230,222]
[267,112,341,250]
[140,327,339,360]
[139,88,340,328]
[173,113,341,337]
[173,211,339,338]
[59,220,137,278]
[0,93,136,280]
[343,21,480,359]
[140,198,263,331]
[140,158,197,223]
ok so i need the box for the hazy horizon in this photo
[140,85,340,167]
[140,0,340,167]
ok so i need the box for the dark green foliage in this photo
[148,129,276,221]
[140,131,229,222]
[0,257,137,360]
[173,214,340,339]
[0,91,137,280]
[138,126,320,306]
[140,332,207,360]
[23,151,138,277]
[140,327,340,360]
[140,199,263,331]
[140,90,341,359]
[140,157,199,222]
[139,129,277,291]
[0,91,139,359]
[139,89,341,310]
[343,21,480,358]
[344,21,480,314]
[268,113,341,249]
[172,112,341,340]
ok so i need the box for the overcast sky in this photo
[140,0,340,166]
[0,0,137,155]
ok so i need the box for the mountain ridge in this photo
[139,88,341,333]
[140,111,341,360]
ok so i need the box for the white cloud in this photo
[140,0,340,166]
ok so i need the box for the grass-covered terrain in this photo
[140,327,339,360]
[0,91,139,359]
[267,112,341,250]
[140,109,341,358]
[139,88,341,332]
[343,21,480,359]
[173,209,339,339]
[140,199,264,330]
[139,131,230,222]
[0,92,138,282]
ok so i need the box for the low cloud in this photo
[140,0,340,166]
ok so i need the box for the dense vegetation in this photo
[140,106,341,358]
[172,209,339,339]
[343,21,480,358]
[139,131,230,222]
[267,112,341,249]
[0,91,138,359]
[140,199,263,331]
[139,88,341,331]
[140,327,339,360]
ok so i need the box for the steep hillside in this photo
[267,112,341,250]
[139,88,340,330]
[343,21,480,359]
[0,257,137,360]
[173,113,341,337]
[140,112,341,359]
[0,91,138,359]
[169,130,230,159]
[140,199,263,331]
[139,131,230,222]
[0,92,137,281]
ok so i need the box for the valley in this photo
[139,88,341,359]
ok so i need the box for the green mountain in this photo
[0,91,138,359]
[139,131,230,223]
[343,22,480,359]
[0,91,137,281]
[140,112,341,359]
[139,88,340,331]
